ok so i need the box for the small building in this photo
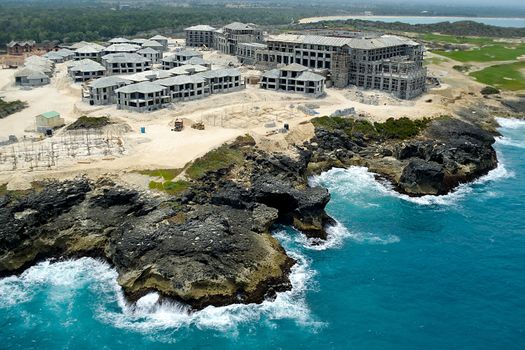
[236,42,267,65]
[184,25,216,48]
[101,53,152,75]
[137,47,162,64]
[115,81,170,112]
[14,67,50,87]
[35,111,65,133]
[161,50,203,70]
[68,41,105,51]
[149,35,169,50]
[83,76,132,105]
[260,64,325,97]
[6,40,36,55]
[74,45,103,61]
[68,59,106,82]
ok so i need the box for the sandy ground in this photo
[0,48,493,189]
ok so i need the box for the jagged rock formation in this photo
[0,117,500,309]
[0,143,333,309]
[308,117,498,196]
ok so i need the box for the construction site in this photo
[1,25,486,191]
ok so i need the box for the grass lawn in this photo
[136,168,182,181]
[421,33,496,46]
[433,43,525,62]
[470,61,525,91]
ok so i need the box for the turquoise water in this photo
[1,118,525,349]
[301,15,525,28]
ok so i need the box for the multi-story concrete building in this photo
[255,33,426,99]
[137,47,162,64]
[83,76,132,105]
[213,22,264,55]
[157,75,209,102]
[85,66,243,112]
[236,42,268,65]
[74,45,103,61]
[103,43,141,55]
[185,25,216,48]
[260,64,325,97]
[141,40,165,53]
[68,59,106,82]
[161,50,203,69]
[199,68,244,94]
[101,53,151,75]
[115,81,170,112]
[150,35,169,50]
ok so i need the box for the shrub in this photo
[480,86,500,95]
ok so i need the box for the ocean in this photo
[298,15,525,28]
[1,118,524,349]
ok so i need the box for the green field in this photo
[433,43,525,62]
[421,33,496,46]
[470,61,525,91]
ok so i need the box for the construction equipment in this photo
[173,118,184,132]
[191,122,205,130]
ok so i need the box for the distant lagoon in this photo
[298,15,525,28]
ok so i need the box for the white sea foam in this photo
[0,256,320,334]
[496,117,525,129]
[310,160,512,207]
[495,136,525,149]
[102,251,320,334]
[273,222,398,251]
[0,258,118,307]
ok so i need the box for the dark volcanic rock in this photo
[399,159,445,195]
[0,178,296,309]
[309,117,498,196]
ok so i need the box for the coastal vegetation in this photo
[311,116,434,140]
[138,135,255,196]
[0,98,27,119]
[66,116,111,130]
[480,86,501,95]
[470,61,525,91]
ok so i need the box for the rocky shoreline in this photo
[0,116,499,310]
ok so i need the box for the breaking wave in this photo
[496,117,525,129]
[273,222,398,251]
[0,253,320,335]
[309,160,512,207]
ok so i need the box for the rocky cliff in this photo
[0,117,499,309]
[308,117,498,196]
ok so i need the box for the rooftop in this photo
[267,34,419,50]
[39,111,60,119]
[102,52,150,64]
[141,40,163,48]
[89,76,132,89]
[185,24,216,31]
[223,22,258,31]
[115,81,166,94]
[104,43,141,53]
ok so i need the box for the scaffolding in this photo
[0,129,125,171]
